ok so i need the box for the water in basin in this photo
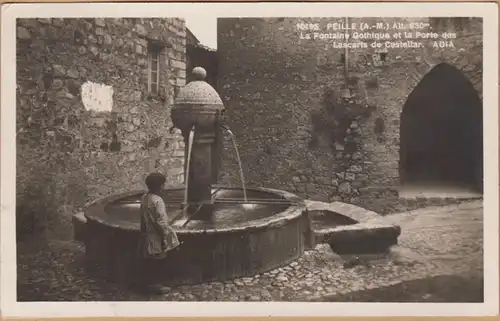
[103,188,291,229]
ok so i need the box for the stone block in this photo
[129,91,142,101]
[135,24,147,37]
[52,79,64,90]
[104,34,113,46]
[137,38,148,47]
[53,18,64,27]
[67,68,79,79]
[135,44,143,55]
[95,18,106,27]
[17,26,31,40]
[171,60,186,70]
[327,224,401,255]
[38,18,52,25]
[345,173,356,181]
[338,182,351,194]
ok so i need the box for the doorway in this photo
[399,63,483,197]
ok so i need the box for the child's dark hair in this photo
[145,172,166,191]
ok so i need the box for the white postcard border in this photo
[1,2,498,317]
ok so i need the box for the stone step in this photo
[398,187,483,200]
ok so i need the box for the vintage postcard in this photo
[1,1,498,318]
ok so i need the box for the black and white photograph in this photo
[1,1,498,318]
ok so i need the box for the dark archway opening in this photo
[399,63,483,195]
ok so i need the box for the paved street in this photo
[376,200,483,276]
[155,200,483,301]
[17,200,483,302]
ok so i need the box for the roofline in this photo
[187,43,217,52]
[186,28,200,44]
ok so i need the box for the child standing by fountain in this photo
[136,173,180,292]
[138,172,180,259]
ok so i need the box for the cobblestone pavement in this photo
[150,200,483,301]
[17,200,483,302]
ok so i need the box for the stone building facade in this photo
[217,17,483,213]
[16,18,186,238]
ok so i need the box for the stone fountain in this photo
[73,67,401,289]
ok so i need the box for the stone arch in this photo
[399,62,483,192]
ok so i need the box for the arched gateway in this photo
[399,63,483,193]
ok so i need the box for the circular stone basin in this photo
[83,187,307,286]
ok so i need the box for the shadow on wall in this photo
[309,87,376,152]
[399,63,483,192]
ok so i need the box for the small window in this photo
[148,44,162,95]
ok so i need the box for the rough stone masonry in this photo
[217,17,483,213]
[16,18,186,238]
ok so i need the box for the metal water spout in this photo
[220,124,233,136]
[171,67,225,221]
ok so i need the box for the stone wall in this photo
[16,18,186,239]
[217,17,482,213]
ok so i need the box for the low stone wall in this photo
[352,187,481,215]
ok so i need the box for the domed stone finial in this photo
[192,67,207,81]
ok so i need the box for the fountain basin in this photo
[80,187,308,286]
[307,202,402,255]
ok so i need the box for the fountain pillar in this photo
[171,67,225,221]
